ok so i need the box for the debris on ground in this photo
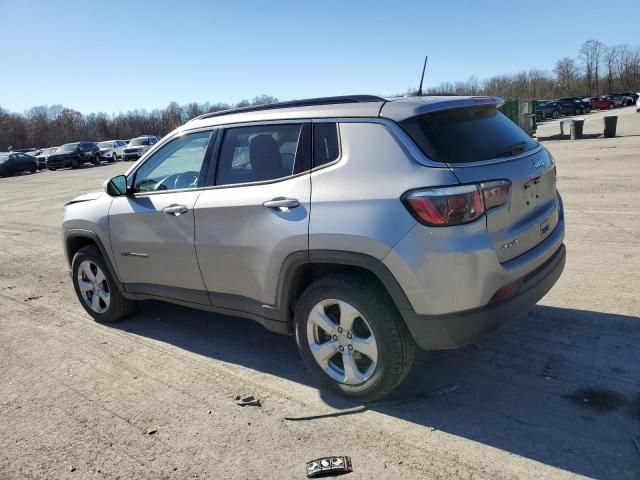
[306,456,352,478]
[146,426,157,435]
[70,466,76,472]
[235,395,261,407]
[24,295,42,301]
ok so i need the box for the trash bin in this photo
[604,116,617,138]
[571,119,584,140]
[560,119,574,136]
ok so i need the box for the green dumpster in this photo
[499,100,537,136]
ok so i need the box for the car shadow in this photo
[109,302,640,479]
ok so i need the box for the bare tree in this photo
[580,39,605,95]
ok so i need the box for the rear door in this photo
[402,105,559,263]
[108,129,215,302]
[194,121,311,311]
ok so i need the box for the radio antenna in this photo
[417,56,428,96]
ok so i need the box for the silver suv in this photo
[62,95,565,401]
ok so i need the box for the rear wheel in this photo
[29,166,36,173]
[295,273,415,402]
[71,157,79,169]
[71,246,135,323]
[552,110,560,119]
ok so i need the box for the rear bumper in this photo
[402,243,565,350]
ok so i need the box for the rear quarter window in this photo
[400,106,538,163]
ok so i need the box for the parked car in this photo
[46,142,101,170]
[589,96,615,110]
[558,97,587,115]
[35,147,58,169]
[62,95,565,401]
[619,94,634,106]
[97,140,128,162]
[122,135,158,161]
[0,151,38,176]
[535,100,561,120]
[621,92,639,103]
[605,95,626,107]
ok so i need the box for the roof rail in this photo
[189,95,385,122]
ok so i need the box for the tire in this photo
[49,167,56,171]
[71,157,79,169]
[294,273,415,402]
[71,245,135,323]
[575,107,582,115]
[109,153,116,163]
[609,104,614,109]
[92,154,100,166]
[552,110,560,119]
[29,167,37,173]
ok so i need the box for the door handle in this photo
[262,198,300,210]
[162,204,189,216]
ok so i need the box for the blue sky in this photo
[0,0,637,114]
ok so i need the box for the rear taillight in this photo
[403,180,510,227]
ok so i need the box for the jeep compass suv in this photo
[62,95,565,401]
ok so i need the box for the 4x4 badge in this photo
[531,157,546,169]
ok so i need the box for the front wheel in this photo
[552,110,560,119]
[71,245,135,323]
[92,154,100,165]
[294,274,415,402]
[110,153,116,163]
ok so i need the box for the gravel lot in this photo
[1,107,639,480]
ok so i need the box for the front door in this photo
[109,129,215,304]
[194,122,311,312]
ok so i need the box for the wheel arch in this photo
[276,251,414,331]
[64,229,123,291]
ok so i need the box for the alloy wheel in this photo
[77,260,110,314]
[306,299,378,385]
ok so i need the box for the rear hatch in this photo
[399,104,559,263]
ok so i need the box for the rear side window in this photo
[313,123,339,168]
[401,106,538,163]
[216,123,302,186]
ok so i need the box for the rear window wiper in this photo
[496,141,527,158]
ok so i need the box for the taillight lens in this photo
[480,180,511,210]
[403,180,510,227]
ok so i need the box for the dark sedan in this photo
[0,152,38,177]
[46,142,101,170]
[535,100,561,120]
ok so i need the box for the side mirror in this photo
[104,175,129,196]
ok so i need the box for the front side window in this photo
[133,130,212,193]
[216,123,302,186]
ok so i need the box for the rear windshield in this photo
[400,106,538,163]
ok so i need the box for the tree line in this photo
[422,40,640,99]
[0,95,278,151]
[2,39,639,151]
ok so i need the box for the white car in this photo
[97,140,128,162]
[122,136,159,161]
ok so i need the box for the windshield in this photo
[58,143,79,153]
[401,105,538,163]
[45,148,58,154]
[97,141,113,148]
[129,137,150,146]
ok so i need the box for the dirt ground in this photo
[1,106,639,480]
